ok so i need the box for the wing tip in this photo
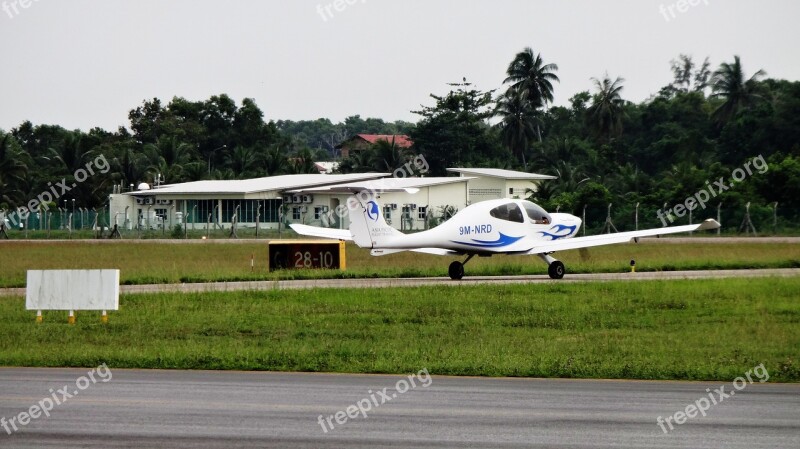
[697,219,722,231]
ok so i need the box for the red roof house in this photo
[335,134,413,158]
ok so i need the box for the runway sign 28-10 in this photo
[268,240,346,271]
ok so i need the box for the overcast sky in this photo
[1,0,798,132]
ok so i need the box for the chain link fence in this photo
[1,201,797,240]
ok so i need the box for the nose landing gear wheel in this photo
[448,261,465,280]
[548,261,565,279]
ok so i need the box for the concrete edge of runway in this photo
[0,268,798,297]
[3,365,799,385]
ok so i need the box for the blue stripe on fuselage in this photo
[451,233,524,248]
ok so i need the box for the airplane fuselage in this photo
[362,199,582,254]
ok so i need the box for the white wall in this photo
[109,194,137,230]
[464,177,506,203]
[507,180,539,199]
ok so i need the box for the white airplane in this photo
[290,194,721,280]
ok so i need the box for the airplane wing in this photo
[371,248,461,256]
[523,219,721,254]
[289,224,352,241]
[412,248,461,256]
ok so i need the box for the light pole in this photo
[208,145,227,175]
[71,199,75,232]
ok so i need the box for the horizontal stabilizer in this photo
[289,224,352,241]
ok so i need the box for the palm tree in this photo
[549,160,590,194]
[261,145,289,176]
[0,133,29,206]
[370,137,408,172]
[47,132,93,175]
[493,89,541,169]
[289,149,318,174]
[180,161,209,181]
[225,146,258,178]
[497,48,559,166]
[710,56,766,125]
[587,74,626,142]
[143,136,194,183]
[117,145,148,186]
[610,163,649,195]
[503,47,560,110]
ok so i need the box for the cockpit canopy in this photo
[521,201,552,224]
[489,201,552,225]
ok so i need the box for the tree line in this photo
[1,49,798,231]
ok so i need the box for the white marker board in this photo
[26,270,120,311]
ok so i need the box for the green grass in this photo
[1,278,798,381]
[0,240,798,288]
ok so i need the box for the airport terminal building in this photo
[109,168,554,232]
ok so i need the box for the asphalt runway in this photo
[1,268,798,297]
[0,368,797,448]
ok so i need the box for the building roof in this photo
[289,176,473,194]
[446,168,557,180]
[335,134,413,149]
[126,173,388,196]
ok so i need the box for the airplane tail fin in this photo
[348,193,404,248]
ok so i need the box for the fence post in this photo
[256,203,261,238]
[738,202,757,236]
[772,202,778,235]
[602,203,618,234]
[582,205,586,236]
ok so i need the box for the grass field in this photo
[0,240,798,288]
[0,278,798,382]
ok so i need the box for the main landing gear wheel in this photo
[548,261,565,280]
[448,261,465,280]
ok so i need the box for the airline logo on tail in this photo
[366,201,380,222]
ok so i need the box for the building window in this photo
[314,206,324,220]
[418,206,427,220]
[509,188,514,195]
[468,188,503,197]
[383,206,392,222]
[292,207,301,220]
